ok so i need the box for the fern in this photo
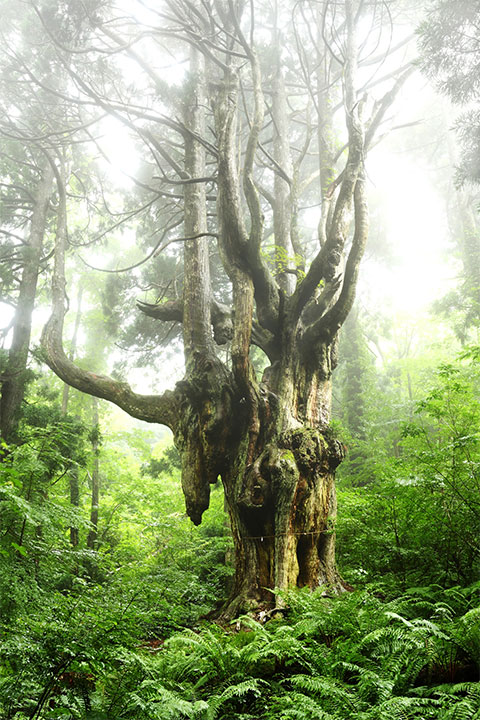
[17,583,474,720]
[360,624,414,656]
[457,607,480,662]
[206,677,266,720]
[363,695,440,719]
[124,682,208,719]
[162,627,244,685]
[288,673,360,714]
[333,662,394,704]
[264,691,339,720]
[409,681,480,720]
[241,622,309,669]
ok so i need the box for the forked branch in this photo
[41,155,178,429]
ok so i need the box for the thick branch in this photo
[41,158,177,429]
[137,297,233,346]
[137,299,183,322]
[182,48,214,365]
[272,63,295,295]
[365,65,416,151]
[236,12,264,249]
[237,14,282,332]
[213,72,280,335]
[302,170,369,347]
[290,128,363,322]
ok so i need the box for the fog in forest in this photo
[1,1,479,718]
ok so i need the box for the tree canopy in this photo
[419,0,480,184]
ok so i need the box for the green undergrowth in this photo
[2,347,480,719]
[2,581,478,719]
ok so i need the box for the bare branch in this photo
[41,155,177,429]
[302,170,369,346]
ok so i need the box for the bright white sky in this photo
[363,145,455,312]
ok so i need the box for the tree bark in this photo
[220,365,346,616]
[0,162,54,442]
[61,285,83,547]
[272,57,295,294]
[86,398,100,549]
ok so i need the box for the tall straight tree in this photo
[0,13,57,441]
[0,0,104,442]
[38,0,415,616]
[0,160,54,442]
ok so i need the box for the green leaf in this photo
[10,542,27,557]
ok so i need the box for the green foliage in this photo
[3,339,480,719]
[2,419,479,720]
[336,346,480,589]
[141,444,181,477]
[52,585,476,720]
[0,389,236,718]
[261,243,306,280]
[418,0,480,184]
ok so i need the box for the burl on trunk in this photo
[174,341,345,618]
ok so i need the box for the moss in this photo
[286,428,327,472]
[280,449,295,463]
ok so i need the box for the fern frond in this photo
[333,661,394,703]
[383,612,414,627]
[410,680,480,720]
[288,673,360,713]
[437,698,480,720]
[242,624,307,667]
[360,625,413,655]
[206,677,266,720]
[125,682,208,719]
[422,681,480,699]
[431,602,457,621]
[410,618,449,638]
[363,695,439,719]
[265,690,340,720]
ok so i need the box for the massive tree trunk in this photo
[220,352,345,615]
[170,316,346,617]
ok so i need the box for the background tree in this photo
[418,1,480,340]
[334,306,377,485]
[0,0,108,443]
[418,0,480,186]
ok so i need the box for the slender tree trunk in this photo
[272,52,295,294]
[86,398,100,549]
[457,200,480,328]
[69,472,80,548]
[0,162,53,442]
[61,285,83,547]
[61,285,83,414]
